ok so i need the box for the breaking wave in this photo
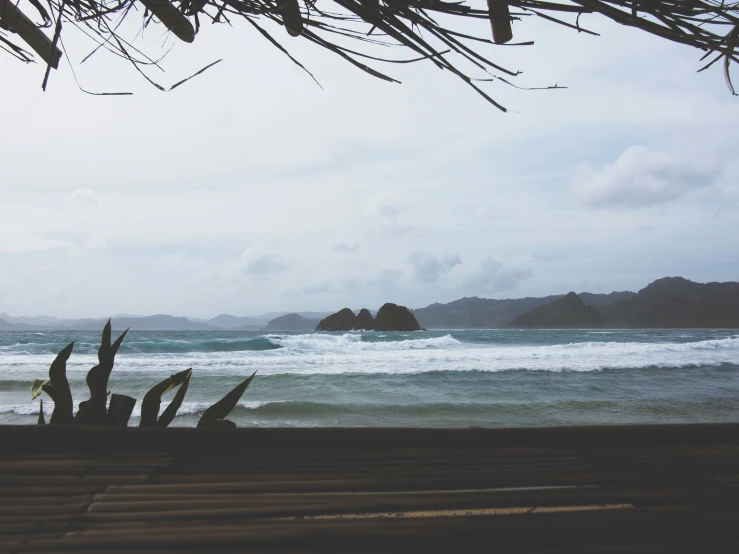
[0,334,737,377]
[265,333,460,352]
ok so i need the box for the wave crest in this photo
[266,333,460,352]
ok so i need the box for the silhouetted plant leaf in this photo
[38,399,45,425]
[197,372,256,428]
[106,394,136,427]
[75,400,91,424]
[140,368,192,427]
[31,379,49,400]
[277,0,303,37]
[76,320,129,425]
[41,383,57,402]
[184,0,207,15]
[101,319,112,352]
[156,370,192,427]
[138,0,196,43]
[486,0,513,45]
[111,326,128,357]
[48,342,75,425]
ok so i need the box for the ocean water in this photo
[1,329,738,427]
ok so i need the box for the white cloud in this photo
[493,269,535,292]
[302,282,331,294]
[86,232,120,251]
[531,252,570,263]
[374,193,404,219]
[572,146,717,209]
[1,15,738,317]
[408,252,461,282]
[0,232,68,254]
[334,241,359,254]
[383,222,415,238]
[467,257,533,293]
[241,247,288,274]
[69,188,101,209]
[195,271,220,284]
[372,192,415,237]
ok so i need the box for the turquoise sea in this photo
[1,329,738,427]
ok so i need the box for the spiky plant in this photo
[31,320,256,428]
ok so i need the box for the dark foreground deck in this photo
[1,423,739,553]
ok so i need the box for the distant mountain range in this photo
[1,277,737,331]
[0,314,214,331]
[509,292,603,329]
[0,312,332,331]
[264,314,320,331]
[506,278,739,329]
[601,277,739,328]
[411,291,635,329]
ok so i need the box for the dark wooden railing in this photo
[1,423,738,552]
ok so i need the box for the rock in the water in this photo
[355,308,375,330]
[315,308,357,331]
[373,303,422,331]
[265,313,318,331]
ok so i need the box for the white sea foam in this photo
[3,331,738,428]
[0,403,48,415]
[171,400,270,416]
[1,334,737,378]
[0,399,271,418]
[265,333,461,352]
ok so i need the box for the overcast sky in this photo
[2,7,738,318]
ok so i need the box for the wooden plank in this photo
[0,503,89,516]
[0,475,150,486]
[9,510,739,551]
[0,486,103,497]
[0,424,737,552]
[0,495,91,506]
[2,423,738,455]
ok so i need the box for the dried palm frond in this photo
[2,0,738,109]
